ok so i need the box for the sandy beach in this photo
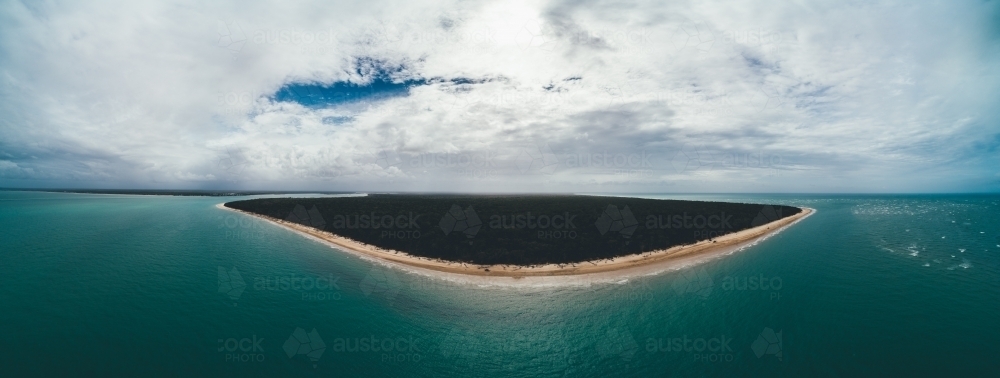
[217,203,814,279]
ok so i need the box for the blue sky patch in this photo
[272,77,424,108]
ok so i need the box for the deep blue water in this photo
[1,191,998,376]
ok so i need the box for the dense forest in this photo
[225,195,801,265]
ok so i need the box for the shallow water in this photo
[1,191,998,376]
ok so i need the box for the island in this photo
[222,194,813,276]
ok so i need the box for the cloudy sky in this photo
[1,0,998,193]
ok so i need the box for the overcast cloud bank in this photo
[1,0,998,192]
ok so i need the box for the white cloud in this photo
[1,0,998,192]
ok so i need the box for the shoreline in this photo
[217,203,814,279]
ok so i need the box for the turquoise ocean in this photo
[1,191,998,376]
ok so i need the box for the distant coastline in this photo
[218,202,814,277]
[8,188,359,197]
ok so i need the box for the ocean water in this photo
[1,191,998,376]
